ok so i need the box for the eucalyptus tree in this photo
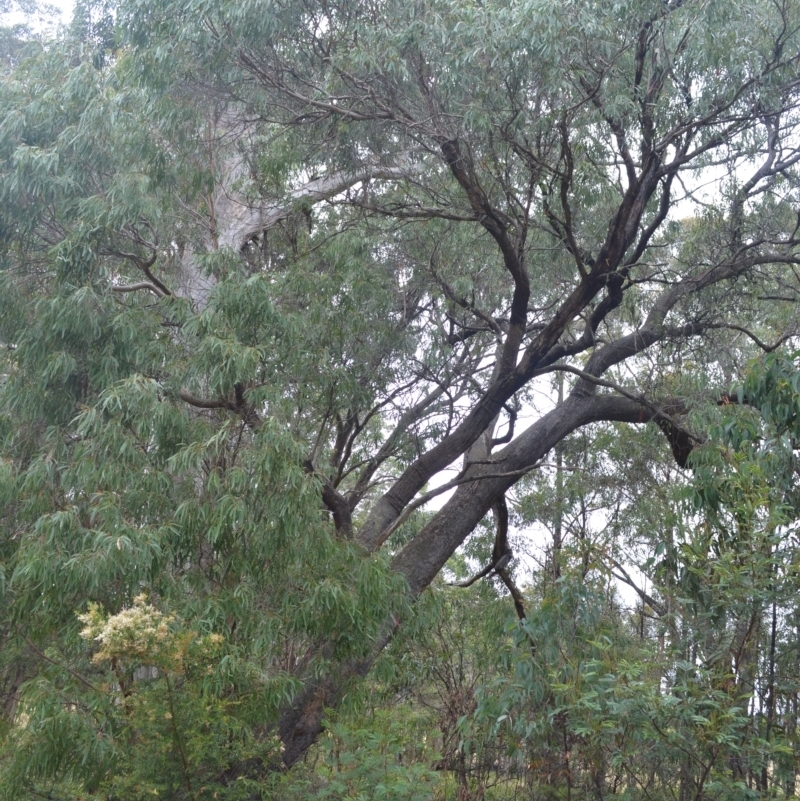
[3,0,800,794]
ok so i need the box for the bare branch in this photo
[111,282,168,298]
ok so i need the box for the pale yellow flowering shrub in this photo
[78,594,177,666]
[79,594,228,675]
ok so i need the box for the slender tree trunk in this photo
[788,615,800,796]
[762,592,778,793]
[552,372,564,583]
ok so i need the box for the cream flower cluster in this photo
[78,594,176,665]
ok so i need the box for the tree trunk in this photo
[278,392,680,763]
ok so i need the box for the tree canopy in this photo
[3,0,800,798]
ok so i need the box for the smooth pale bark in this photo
[174,120,416,309]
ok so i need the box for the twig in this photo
[20,632,99,693]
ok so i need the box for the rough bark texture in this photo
[276,391,691,757]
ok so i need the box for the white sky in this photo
[2,0,73,31]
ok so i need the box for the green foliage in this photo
[2,0,800,798]
[469,576,763,800]
[0,22,410,793]
[282,706,443,801]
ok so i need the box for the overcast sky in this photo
[47,0,73,21]
[3,0,73,31]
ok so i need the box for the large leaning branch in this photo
[112,282,168,298]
